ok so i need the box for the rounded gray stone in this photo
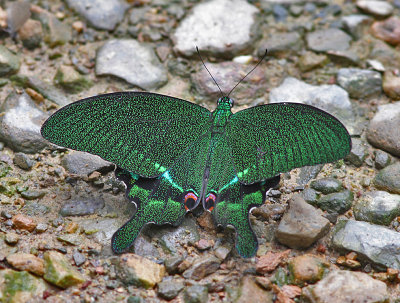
[353,191,400,225]
[302,270,389,303]
[317,190,354,214]
[310,178,343,194]
[60,196,105,217]
[337,68,382,99]
[173,0,259,58]
[0,92,49,153]
[96,39,167,90]
[357,0,393,18]
[306,28,352,52]
[367,102,400,157]
[65,0,129,31]
[331,219,400,269]
[61,151,114,176]
[373,162,400,195]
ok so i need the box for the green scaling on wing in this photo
[41,92,351,257]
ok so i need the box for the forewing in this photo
[227,103,351,184]
[41,92,212,178]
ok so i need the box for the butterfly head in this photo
[217,96,234,108]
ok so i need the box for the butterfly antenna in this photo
[196,46,224,98]
[227,49,268,98]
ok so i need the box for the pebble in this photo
[256,249,290,274]
[317,190,354,214]
[6,252,45,276]
[272,4,288,22]
[43,251,85,288]
[332,220,400,269]
[353,191,400,225]
[164,256,184,274]
[301,187,318,205]
[65,0,129,31]
[310,178,343,194]
[367,102,400,157]
[73,251,86,266]
[346,138,368,167]
[214,245,231,260]
[157,279,184,300]
[356,0,393,18]
[302,270,389,303]
[233,276,273,303]
[0,269,47,302]
[373,162,400,194]
[337,68,382,99]
[12,213,37,232]
[61,151,114,176]
[275,195,330,249]
[116,253,165,289]
[383,69,400,99]
[269,77,355,133]
[32,7,71,47]
[0,45,20,76]
[298,51,328,72]
[191,61,268,105]
[184,284,209,303]
[35,223,48,233]
[366,59,385,72]
[21,189,46,200]
[13,152,35,170]
[173,0,259,57]
[96,39,167,90]
[371,16,400,45]
[57,234,83,246]
[288,254,330,286]
[0,92,49,153]
[54,65,93,94]
[18,19,43,49]
[374,150,391,169]
[5,232,20,244]
[258,32,303,58]
[5,0,30,35]
[80,218,120,246]
[182,256,221,280]
[341,14,372,39]
[306,28,352,52]
[60,196,105,216]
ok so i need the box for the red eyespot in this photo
[184,192,198,211]
[205,193,216,212]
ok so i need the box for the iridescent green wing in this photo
[227,103,351,184]
[204,133,280,257]
[41,92,212,178]
[112,130,211,253]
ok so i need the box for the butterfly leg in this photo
[111,168,186,253]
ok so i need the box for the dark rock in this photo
[157,279,184,300]
[373,162,400,194]
[301,187,318,205]
[96,39,167,90]
[374,150,391,169]
[182,256,221,280]
[164,255,184,274]
[306,28,352,52]
[60,196,105,217]
[337,68,382,99]
[184,284,208,303]
[0,45,20,76]
[258,32,303,58]
[310,178,343,194]
[172,0,259,58]
[346,138,368,167]
[13,152,35,170]
[317,190,353,214]
[275,195,330,249]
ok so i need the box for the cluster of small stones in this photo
[0,0,400,302]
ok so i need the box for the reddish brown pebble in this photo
[12,214,37,232]
[281,285,302,298]
[256,250,290,274]
[316,244,326,253]
[371,16,400,45]
[25,88,45,103]
[383,69,400,100]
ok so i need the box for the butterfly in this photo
[41,57,351,258]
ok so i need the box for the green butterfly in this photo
[41,89,351,257]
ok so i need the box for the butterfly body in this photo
[41,91,351,257]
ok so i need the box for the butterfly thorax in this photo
[213,97,233,128]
